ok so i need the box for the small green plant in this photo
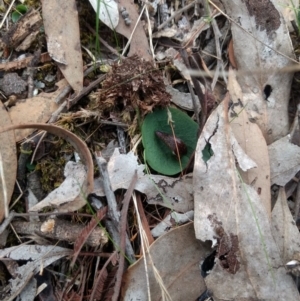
[12,4,28,23]
[93,0,120,58]
[293,4,300,35]
[288,0,300,35]
[203,0,213,23]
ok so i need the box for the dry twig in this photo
[94,153,135,262]
[112,170,137,301]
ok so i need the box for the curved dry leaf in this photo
[0,123,94,213]
[227,38,237,68]
[193,99,298,299]
[42,0,83,92]
[222,0,294,144]
[121,223,211,300]
[0,102,17,223]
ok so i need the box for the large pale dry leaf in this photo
[29,161,86,212]
[228,69,271,216]
[18,278,36,301]
[0,245,71,301]
[269,135,300,186]
[8,79,68,141]
[89,0,119,29]
[272,187,300,263]
[0,245,71,261]
[115,0,152,60]
[121,223,211,300]
[0,102,17,223]
[165,47,191,81]
[166,84,194,111]
[222,1,295,144]
[42,0,83,92]
[193,99,298,299]
[93,149,194,212]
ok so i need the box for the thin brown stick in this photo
[49,74,106,123]
[94,152,135,262]
[71,207,108,267]
[0,211,15,235]
[157,1,196,31]
[89,251,118,301]
[136,193,155,246]
[294,182,300,220]
[112,170,138,301]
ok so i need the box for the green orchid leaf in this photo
[142,107,198,175]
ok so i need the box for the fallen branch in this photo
[12,218,107,247]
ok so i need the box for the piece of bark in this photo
[0,53,51,72]
[1,9,42,49]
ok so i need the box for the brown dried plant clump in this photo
[90,55,171,134]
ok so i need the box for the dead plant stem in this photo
[112,171,137,301]
[95,153,135,262]
[157,0,196,31]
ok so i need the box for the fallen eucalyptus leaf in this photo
[166,84,194,111]
[8,79,68,141]
[228,68,271,215]
[222,0,295,144]
[0,245,71,301]
[42,0,83,92]
[115,0,151,60]
[193,96,298,299]
[121,223,211,300]
[0,101,17,223]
